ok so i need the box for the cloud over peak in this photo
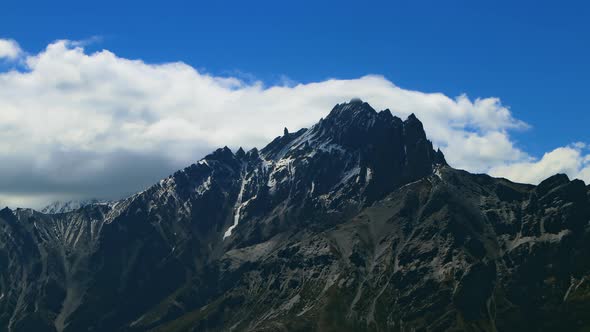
[0,38,587,208]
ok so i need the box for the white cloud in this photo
[0,39,586,208]
[490,144,590,185]
[0,39,22,60]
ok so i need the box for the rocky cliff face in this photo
[0,100,589,332]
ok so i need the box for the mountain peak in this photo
[205,146,235,163]
[0,207,13,217]
[403,112,427,141]
[254,101,447,206]
[536,173,571,196]
[235,147,246,159]
[258,101,445,176]
[327,99,377,120]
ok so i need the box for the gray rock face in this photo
[1,101,589,332]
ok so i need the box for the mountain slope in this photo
[41,199,110,214]
[0,100,589,332]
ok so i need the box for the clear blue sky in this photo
[2,0,588,157]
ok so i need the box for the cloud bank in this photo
[489,143,590,184]
[0,38,587,208]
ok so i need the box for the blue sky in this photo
[3,0,588,156]
[0,0,589,207]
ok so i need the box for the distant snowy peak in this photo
[41,199,110,214]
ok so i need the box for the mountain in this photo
[1,100,589,332]
[41,199,111,214]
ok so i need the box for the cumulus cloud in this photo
[0,39,586,208]
[490,144,590,184]
[0,39,22,60]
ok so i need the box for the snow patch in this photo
[262,159,273,170]
[224,173,249,239]
[196,176,212,195]
[281,294,301,311]
[317,140,345,154]
[563,276,588,302]
[339,166,361,186]
[267,176,277,189]
[266,157,294,191]
[434,167,443,180]
[508,229,571,251]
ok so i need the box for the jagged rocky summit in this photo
[1,100,589,332]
